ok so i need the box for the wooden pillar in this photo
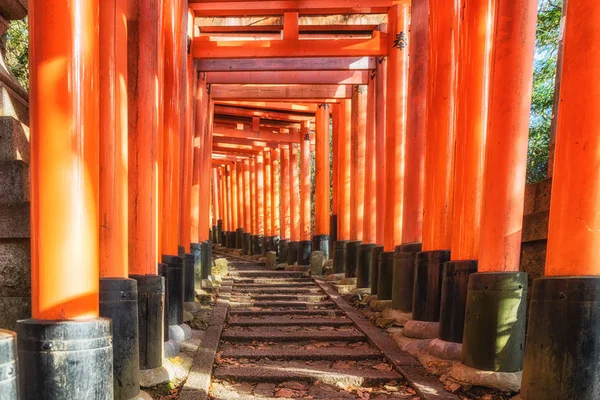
[450,0,491,261]
[225,165,232,232]
[290,142,300,242]
[522,1,600,397]
[315,104,331,237]
[337,100,351,241]
[363,81,377,245]
[231,162,239,230]
[350,86,367,242]
[280,146,291,240]
[202,100,214,241]
[461,0,537,374]
[402,0,428,245]
[256,153,265,236]
[300,125,311,241]
[100,0,128,279]
[421,0,459,253]
[264,149,272,236]
[161,0,183,256]
[250,158,257,234]
[243,160,251,233]
[127,0,160,276]
[375,48,387,246]
[29,0,100,319]
[212,167,219,228]
[383,4,409,252]
[271,148,281,238]
[332,105,340,219]
[238,162,245,230]
[218,166,225,231]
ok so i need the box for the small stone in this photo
[253,383,276,397]
[258,257,266,263]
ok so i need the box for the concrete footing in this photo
[403,320,439,339]
[370,299,391,312]
[444,362,522,392]
[130,391,153,400]
[427,338,462,361]
[163,339,180,358]
[184,301,201,312]
[169,323,192,342]
[381,307,411,326]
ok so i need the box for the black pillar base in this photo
[439,260,478,343]
[312,234,330,259]
[392,243,422,312]
[333,240,348,274]
[522,276,600,399]
[0,330,17,400]
[271,236,280,255]
[100,278,141,400]
[236,228,244,249]
[242,233,250,255]
[17,318,113,400]
[184,254,196,303]
[279,239,290,263]
[345,241,362,278]
[462,272,527,372]
[297,240,312,265]
[377,251,394,300]
[329,214,338,258]
[261,236,272,256]
[212,225,218,243]
[130,274,164,369]
[287,241,299,265]
[162,255,184,326]
[253,235,264,256]
[356,243,376,289]
[202,241,212,281]
[413,250,451,322]
[370,246,384,295]
[246,234,254,256]
[217,220,223,244]
[191,243,202,291]
[157,264,169,342]
[226,232,234,249]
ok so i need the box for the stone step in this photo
[220,345,383,361]
[232,279,314,285]
[213,363,400,386]
[228,300,337,309]
[228,309,344,317]
[0,203,29,239]
[229,270,305,278]
[220,327,365,342]
[230,294,328,302]
[227,317,353,327]
[232,287,323,294]
[0,117,29,164]
[0,161,28,205]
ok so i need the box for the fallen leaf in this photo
[372,363,393,371]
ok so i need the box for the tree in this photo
[528,0,563,183]
[4,18,29,90]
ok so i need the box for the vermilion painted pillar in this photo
[347,86,367,278]
[218,166,225,243]
[20,0,114,396]
[357,79,377,288]
[250,158,257,235]
[383,4,409,254]
[408,0,458,326]
[331,105,339,251]
[242,159,251,254]
[434,0,492,348]
[522,1,600,395]
[314,104,331,256]
[231,162,239,231]
[211,167,219,240]
[460,0,536,375]
[98,1,146,398]
[288,142,300,264]
[332,99,351,273]
[193,76,207,244]
[255,153,265,255]
[161,0,183,258]
[375,48,387,247]
[391,0,428,310]
[298,124,312,264]
[225,164,232,241]
[280,146,291,262]
[263,149,273,253]
[235,161,244,249]
[271,148,281,242]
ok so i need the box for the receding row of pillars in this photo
[213,1,600,398]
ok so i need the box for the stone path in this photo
[208,255,421,400]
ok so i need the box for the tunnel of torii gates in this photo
[2,0,599,399]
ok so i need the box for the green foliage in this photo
[4,18,29,90]
[528,0,562,183]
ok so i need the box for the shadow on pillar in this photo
[130,274,164,370]
[521,276,600,399]
[0,330,17,399]
[377,251,394,300]
[287,241,299,265]
[412,250,450,322]
[17,319,113,399]
[370,246,384,295]
[312,235,330,259]
[462,272,527,372]
[344,241,362,278]
[329,214,337,258]
[333,240,348,274]
[392,243,422,312]
[297,240,312,265]
[216,220,223,245]
[212,225,218,243]
[100,278,141,400]
[356,243,376,289]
